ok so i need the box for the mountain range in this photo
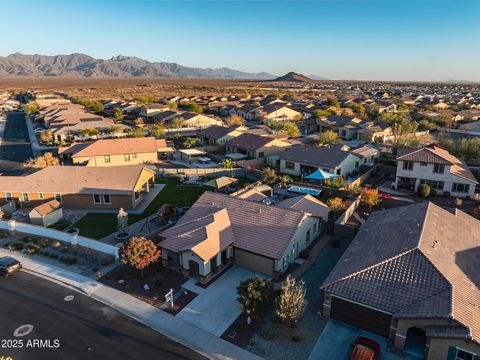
[272,72,326,82]
[0,53,276,80]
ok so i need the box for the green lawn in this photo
[72,178,207,239]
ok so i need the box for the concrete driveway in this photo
[309,320,419,360]
[177,266,265,337]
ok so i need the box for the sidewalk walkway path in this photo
[24,113,56,157]
[0,247,262,360]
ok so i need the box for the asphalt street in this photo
[0,112,33,174]
[0,271,206,360]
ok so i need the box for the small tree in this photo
[148,125,165,138]
[120,237,161,279]
[324,177,344,189]
[262,167,277,185]
[361,188,380,208]
[237,277,273,319]
[40,129,53,145]
[275,275,307,328]
[318,130,340,145]
[225,114,245,127]
[169,117,185,129]
[327,197,344,217]
[113,107,123,122]
[418,183,430,198]
[25,152,59,169]
[25,101,39,115]
[181,137,199,149]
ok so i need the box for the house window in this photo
[355,161,359,169]
[124,154,131,162]
[306,229,311,244]
[104,155,111,163]
[452,183,470,193]
[313,221,318,234]
[340,130,346,137]
[93,194,101,204]
[103,194,111,204]
[134,191,140,200]
[420,162,427,167]
[54,193,62,202]
[420,179,444,191]
[286,161,295,170]
[403,161,414,171]
[336,168,341,175]
[132,153,137,159]
[38,193,44,199]
[22,193,29,202]
[5,192,12,201]
[455,348,475,360]
[258,152,265,158]
[433,164,445,174]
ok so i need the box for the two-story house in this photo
[394,144,478,198]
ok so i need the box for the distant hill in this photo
[0,53,275,80]
[272,72,320,82]
[307,74,328,80]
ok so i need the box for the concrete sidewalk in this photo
[0,248,262,360]
[24,114,56,157]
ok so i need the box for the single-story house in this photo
[29,199,63,227]
[0,165,156,210]
[200,125,247,146]
[226,133,291,160]
[280,144,360,177]
[59,137,174,166]
[158,192,322,282]
[321,202,480,360]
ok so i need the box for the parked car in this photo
[0,256,22,277]
[348,337,381,360]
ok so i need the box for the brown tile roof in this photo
[200,125,238,140]
[0,165,154,195]
[30,199,62,216]
[71,137,160,158]
[235,188,268,202]
[227,133,275,151]
[278,195,330,219]
[322,202,480,343]
[397,145,478,184]
[160,209,234,261]
[160,192,305,259]
[281,144,352,169]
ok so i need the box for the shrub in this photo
[291,335,301,342]
[24,243,40,255]
[360,188,380,208]
[259,327,277,340]
[39,238,49,247]
[418,183,430,198]
[298,249,310,259]
[51,240,61,248]
[64,257,78,265]
[237,278,274,318]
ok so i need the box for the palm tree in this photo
[278,174,292,188]
[262,167,277,185]
[219,159,236,177]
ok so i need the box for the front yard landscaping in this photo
[0,231,116,277]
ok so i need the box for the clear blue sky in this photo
[1,0,479,81]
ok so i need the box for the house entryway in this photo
[189,260,199,277]
[404,327,427,359]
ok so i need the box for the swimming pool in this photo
[288,185,322,196]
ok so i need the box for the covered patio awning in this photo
[226,153,248,160]
[305,169,339,181]
[203,176,238,189]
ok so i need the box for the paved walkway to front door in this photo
[177,266,265,337]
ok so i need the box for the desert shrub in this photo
[51,240,61,248]
[291,335,301,342]
[39,238,49,247]
[260,327,277,340]
[64,257,78,265]
[418,183,430,198]
[24,243,40,255]
[299,249,310,259]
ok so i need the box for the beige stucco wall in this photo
[73,152,158,166]
[29,208,64,227]
[427,338,479,360]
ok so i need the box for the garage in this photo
[234,248,274,276]
[330,296,392,337]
